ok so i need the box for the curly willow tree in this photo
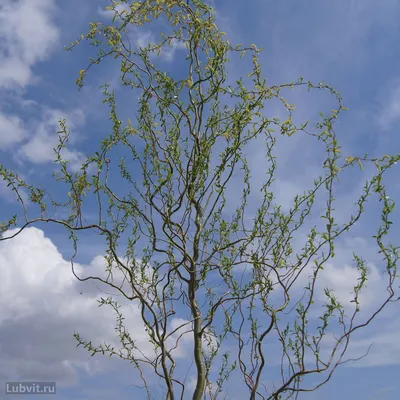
[1,0,400,399]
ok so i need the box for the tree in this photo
[1,0,399,399]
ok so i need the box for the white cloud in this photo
[0,1,87,171]
[0,0,59,89]
[283,234,388,313]
[97,5,186,63]
[166,317,193,358]
[125,27,186,63]
[316,262,383,310]
[0,169,30,204]
[16,107,87,172]
[0,0,88,171]
[0,227,154,386]
[0,112,25,148]
[156,38,187,63]
[97,3,131,19]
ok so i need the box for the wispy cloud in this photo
[376,78,400,131]
[97,4,186,63]
[16,107,86,172]
[0,113,25,148]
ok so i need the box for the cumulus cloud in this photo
[0,0,59,89]
[0,227,155,387]
[0,225,224,395]
[0,0,87,171]
[282,234,390,313]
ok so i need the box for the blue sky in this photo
[1,0,400,399]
